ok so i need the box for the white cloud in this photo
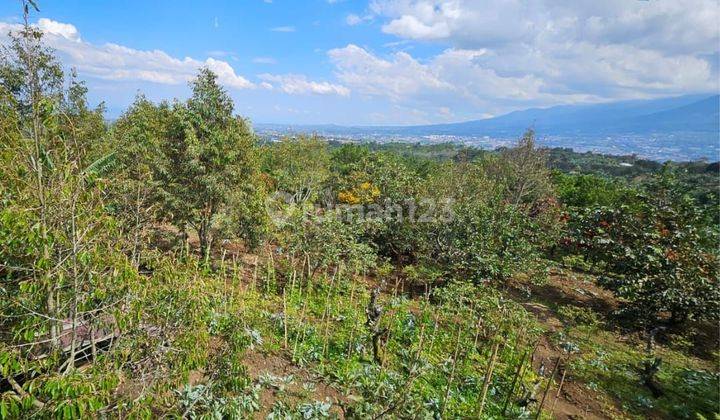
[333,0,719,116]
[37,18,80,41]
[252,57,277,64]
[328,41,716,117]
[371,0,720,53]
[328,44,449,101]
[346,13,373,26]
[205,58,254,89]
[259,73,350,96]
[0,19,255,90]
[270,26,295,32]
[346,14,363,26]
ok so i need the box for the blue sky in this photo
[0,0,718,125]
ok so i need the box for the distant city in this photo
[256,94,719,162]
[255,129,716,163]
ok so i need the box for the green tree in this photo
[110,94,171,265]
[568,171,719,326]
[1,8,137,416]
[262,135,330,203]
[157,68,266,257]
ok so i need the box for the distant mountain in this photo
[619,95,719,133]
[255,94,719,161]
[256,94,719,137]
[390,94,719,136]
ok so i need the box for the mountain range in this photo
[257,94,719,138]
[255,93,719,161]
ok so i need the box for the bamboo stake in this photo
[505,338,540,415]
[477,339,501,417]
[293,286,309,358]
[322,264,341,356]
[306,254,312,281]
[472,305,484,349]
[549,364,567,416]
[427,314,440,354]
[252,256,258,292]
[502,348,529,416]
[290,265,297,292]
[231,254,238,293]
[415,318,427,362]
[221,249,228,312]
[266,250,276,294]
[440,324,463,417]
[283,287,288,349]
[349,276,357,306]
[535,357,562,419]
[346,280,358,356]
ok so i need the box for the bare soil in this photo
[242,350,345,419]
[508,269,627,419]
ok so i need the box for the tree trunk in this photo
[198,220,212,261]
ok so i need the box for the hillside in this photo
[1,11,719,419]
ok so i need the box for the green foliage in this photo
[564,172,719,326]
[0,24,63,117]
[1,6,717,418]
[563,325,719,419]
[263,135,331,203]
[553,171,635,208]
[156,69,266,255]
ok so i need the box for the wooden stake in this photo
[535,357,562,419]
[415,318,427,362]
[477,339,501,417]
[427,314,440,354]
[293,291,309,358]
[502,348,529,416]
[283,287,288,349]
[346,280,358,355]
[440,324,463,417]
[549,364,567,416]
[252,256,259,292]
[290,267,297,292]
[323,264,343,356]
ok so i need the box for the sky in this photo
[0,0,718,125]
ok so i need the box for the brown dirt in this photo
[512,269,620,317]
[530,336,621,420]
[508,268,627,419]
[242,350,345,419]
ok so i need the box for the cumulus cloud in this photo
[329,44,449,100]
[328,41,715,116]
[0,19,255,89]
[37,18,81,41]
[328,44,547,107]
[259,73,350,96]
[371,0,720,53]
[335,0,720,116]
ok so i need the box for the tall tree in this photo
[158,68,266,258]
